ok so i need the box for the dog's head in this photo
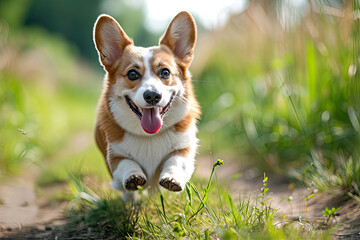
[94,12,196,135]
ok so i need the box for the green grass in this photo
[303,151,360,195]
[0,122,341,240]
[63,160,336,239]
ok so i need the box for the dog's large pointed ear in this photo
[160,11,196,65]
[93,14,133,71]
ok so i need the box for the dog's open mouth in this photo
[125,94,174,134]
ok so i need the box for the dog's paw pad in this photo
[125,174,146,191]
[159,177,182,192]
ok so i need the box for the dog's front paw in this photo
[159,177,182,192]
[125,174,146,191]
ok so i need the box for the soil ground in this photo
[0,157,359,239]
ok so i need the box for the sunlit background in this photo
[1,0,359,192]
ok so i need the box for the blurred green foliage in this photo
[194,1,360,172]
[0,10,107,180]
[24,0,102,61]
[0,0,159,65]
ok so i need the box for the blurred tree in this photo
[0,0,29,30]
[100,0,158,47]
[22,0,158,64]
[24,0,102,63]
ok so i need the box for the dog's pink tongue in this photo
[141,108,162,134]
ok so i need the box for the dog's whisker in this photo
[175,96,189,105]
[109,96,122,109]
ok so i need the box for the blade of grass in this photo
[228,194,241,229]
[187,159,224,223]
[160,193,167,219]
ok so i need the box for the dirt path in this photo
[0,173,38,227]
[1,157,360,239]
[0,171,66,238]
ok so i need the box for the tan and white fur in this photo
[93,11,200,201]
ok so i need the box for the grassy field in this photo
[0,1,359,239]
[61,160,336,239]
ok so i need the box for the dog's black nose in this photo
[143,90,162,105]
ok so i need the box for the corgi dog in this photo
[93,11,200,201]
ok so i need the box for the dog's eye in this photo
[127,70,141,81]
[159,68,170,79]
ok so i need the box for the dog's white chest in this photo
[109,128,194,177]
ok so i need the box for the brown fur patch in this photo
[174,112,194,132]
[107,156,124,177]
[161,147,192,169]
[151,47,178,87]
[95,85,125,143]
[116,46,146,89]
[170,147,191,158]
[174,88,201,132]
[94,79,126,177]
